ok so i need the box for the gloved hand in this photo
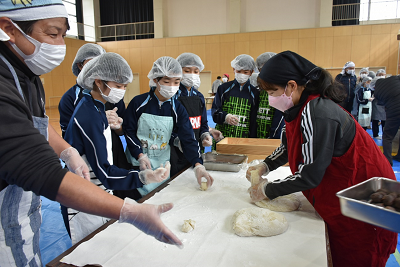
[173,137,183,152]
[225,114,239,126]
[106,107,123,130]
[201,132,212,147]
[209,128,224,142]
[119,197,183,248]
[246,162,269,182]
[193,164,214,188]
[139,161,171,184]
[248,178,269,203]
[138,154,152,170]
[60,147,90,181]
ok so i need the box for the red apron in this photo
[285,94,397,267]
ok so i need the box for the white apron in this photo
[67,125,113,245]
[358,90,372,127]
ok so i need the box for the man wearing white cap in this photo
[0,1,182,265]
[335,61,357,113]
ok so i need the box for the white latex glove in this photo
[209,128,224,142]
[225,114,239,126]
[193,164,214,188]
[246,162,269,182]
[119,198,183,248]
[106,107,123,130]
[139,161,171,184]
[248,178,269,203]
[138,154,152,171]
[173,137,183,153]
[201,132,212,147]
[60,147,90,181]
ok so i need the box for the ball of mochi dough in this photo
[232,207,288,237]
[255,194,300,212]
[181,219,196,233]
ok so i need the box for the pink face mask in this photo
[268,85,294,112]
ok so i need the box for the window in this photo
[63,0,78,37]
[360,0,400,21]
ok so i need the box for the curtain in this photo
[99,0,154,41]
[332,0,361,26]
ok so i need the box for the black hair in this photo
[217,76,221,79]
[14,18,70,35]
[257,69,346,103]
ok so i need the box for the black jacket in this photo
[0,42,67,200]
[374,76,400,119]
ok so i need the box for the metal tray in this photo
[202,152,248,172]
[336,177,400,233]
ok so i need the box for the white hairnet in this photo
[368,71,376,79]
[370,77,379,89]
[249,73,259,87]
[77,52,133,90]
[256,52,277,70]
[376,69,386,75]
[147,56,182,81]
[362,76,372,84]
[340,61,355,74]
[176,53,204,72]
[72,43,106,77]
[359,67,369,75]
[231,54,256,71]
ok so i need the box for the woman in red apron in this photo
[247,51,397,267]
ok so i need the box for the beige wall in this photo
[43,23,400,108]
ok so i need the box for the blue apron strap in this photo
[0,54,25,100]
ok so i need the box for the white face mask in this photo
[99,82,126,103]
[235,73,250,84]
[158,82,179,99]
[9,21,66,76]
[222,77,228,82]
[181,73,201,89]
[360,74,367,79]
[377,75,385,79]
[346,69,355,76]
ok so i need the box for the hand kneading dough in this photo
[181,219,196,233]
[232,207,288,237]
[255,194,300,212]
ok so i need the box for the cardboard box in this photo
[216,138,281,161]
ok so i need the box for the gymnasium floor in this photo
[39,109,400,266]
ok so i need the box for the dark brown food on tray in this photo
[369,190,400,212]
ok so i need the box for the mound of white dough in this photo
[232,207,288,237]
[255,194,301,212]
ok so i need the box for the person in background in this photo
[352,67,370,118]
[369,70,376,80]
[64,52,171,244]
[376,69,386,79]
[370,78,386,139]
[249,72,259,88]
[171,53,222,176]
[374,76,400,165]
[0,2,181,266]
[59,43,105,137]
[211,75,222,96]
[247,51,396,267]
[335,61,357,113]
[255,52,284,139]
[222,73,229,83]
[212,54,259,146]
[123,56,214,196]
[356,76,373,130]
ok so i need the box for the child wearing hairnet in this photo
[351,67,370,118]
[211,54,259,146]
[59,43,126,138]
[123,56,214,195]
[63,53,170,244]
[170,53,223,176]
[254,52,284,139]
[356,76,374,130]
